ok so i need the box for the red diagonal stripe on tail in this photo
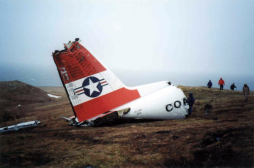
[74,88,140,121]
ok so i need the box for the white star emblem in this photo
[84,78,100,96]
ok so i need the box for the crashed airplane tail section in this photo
[52,39,141,123]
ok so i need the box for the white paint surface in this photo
[47,94,61,98]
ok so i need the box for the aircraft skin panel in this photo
[0,121,41,133]
[53,43,107,84]
[74,87,140,121]
[111,86,188,120]
[144,87,187,119]
[133,81,169,97]
[100,70,125,90]
[65,71,114,106]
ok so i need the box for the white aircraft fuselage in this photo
[115,83,188,120]
[53,39,189,126]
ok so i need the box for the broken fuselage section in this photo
[0,121,41,133]
[54,39,189,127]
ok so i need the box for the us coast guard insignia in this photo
[73,76,108,98]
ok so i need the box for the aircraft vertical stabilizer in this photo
[52,40,141,122]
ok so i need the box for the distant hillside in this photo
[0,81,54,122]
[0,80,53,103]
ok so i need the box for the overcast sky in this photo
[0,0,253,86]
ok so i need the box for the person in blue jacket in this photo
[187,92,195,115]
[207,80,212,88]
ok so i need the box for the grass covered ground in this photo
[0,85,253,167]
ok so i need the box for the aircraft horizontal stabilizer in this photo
[60,116,72,121]
[61,108,131,126]
[93,107,130,125]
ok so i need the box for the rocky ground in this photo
[0,81,253,167]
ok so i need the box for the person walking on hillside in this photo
[243,84,250,102]
[230,83,236,91]
[207,80,213,88]
[218,78,225,90]
[187,92,195,115]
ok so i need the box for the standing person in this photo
[187,92,195,115]
[218,78,225,90]
[207,80,213,88]
[243,84,250,102]
[230,83,236,90]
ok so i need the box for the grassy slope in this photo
[0,86,253,167]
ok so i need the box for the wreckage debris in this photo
[0,121,41,133]
[47,94,61,98]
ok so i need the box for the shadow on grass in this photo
[1,152,55,167]
[94,118,162,127]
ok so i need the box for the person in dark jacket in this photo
[243,84,250,102]
[230,83,236,90]
[218,78,225,90]
[207,80,212,88]
[187,92,195,115]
